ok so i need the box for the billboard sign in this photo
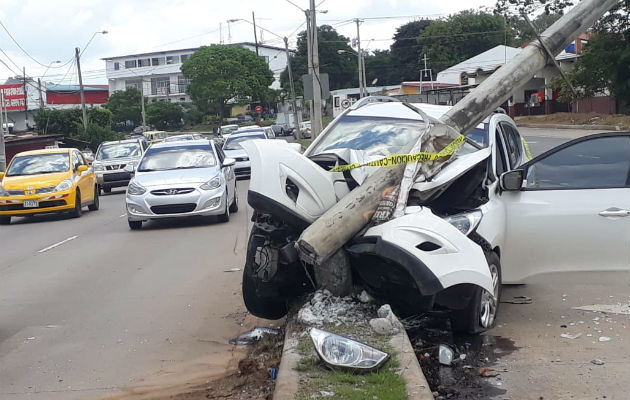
[1,83,26,111]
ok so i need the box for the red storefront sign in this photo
[1,83,26,111]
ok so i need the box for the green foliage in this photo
[363,50,397,86]
[72,123,124,150]
[104,88,142,125]
[146,101,184,130]
[87,107,113,127]
[180,102,204,126]
[34,108,82,135]
[418,10,514,74]
[181,45,274,124]
[389,19,433,82]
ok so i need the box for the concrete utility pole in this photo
[75,47,88,132]
[355,19,364,98]
[252,12,259,56]
[309,0,323,138]
[140,81,147,127]
[23,67,28,127]
[38,78,44,109]
[296,0,619,267]
[284,36,301,139]
[0,90,6,171]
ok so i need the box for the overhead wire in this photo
[0,18,67,69]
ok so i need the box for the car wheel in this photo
[217,194,230,223]
[450,251,502,334]
[0,216,10,225]
[102,186,111,194]
[71,191,82,218]
[229,184,239,213]
[88,186,100,211]
[128,219,142,230]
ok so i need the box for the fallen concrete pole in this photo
[296,0,619,267]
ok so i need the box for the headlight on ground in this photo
[127,181,146,195]
[200,176,222,190]
[55,178,73,192]
[309,327,390,372]
[444,210,483,236]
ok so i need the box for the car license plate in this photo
[23,200,39,208]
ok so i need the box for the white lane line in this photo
[38,235,79,253]
[119,214,126,218]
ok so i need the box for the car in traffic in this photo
[163,133,205,142]
[92,138,148,194]
[299,121,312,138]
[219,124,239,139]
[144,130,168,143]
[125,139,238,229]
[0,148,99,224]
[222,131,268,179]
[271,124,291,137]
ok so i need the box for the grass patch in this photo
[322,116,334,128]
[296,139,313,149]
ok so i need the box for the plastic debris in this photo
[501,296,533,304]
[229,327,282,345]
[560,333,582,340]
[223,267,241,272]
[591,359,605,365]
[598,336,611,342]
[478,367,500,377]
[269,367,278,379]
[439,344,454,366]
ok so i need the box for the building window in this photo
[180,54,191,62]
[177,75,190,94]
[151,77,171,95]
[114,62,120,70]
[124,60,137,68]
[151,57,165,66]
[166,55,179,64]
[138,58,150,67]
[125,79,143,91]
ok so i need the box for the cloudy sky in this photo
[0,0,497,84]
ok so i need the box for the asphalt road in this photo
[518,126,611,157]
[0,182,255,399]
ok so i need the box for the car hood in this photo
[1,171,72,190]
[224,148,248,158]
[133,167,220,188]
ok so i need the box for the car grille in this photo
[150,188,195,196]
[105,164,126,170]
[235,156,249,161]
[103,172,132,182]
[235,167,250,175]
[150,203,197,214]
[0,200,66,211]
[5,190,25,196]
[36,186,56,194]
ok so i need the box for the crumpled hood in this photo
[1,171,71,190]
[133,167,220,188]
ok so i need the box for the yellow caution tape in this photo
[331,135,466,173]
[521,136,533,160]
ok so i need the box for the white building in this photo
[103,42,290,103]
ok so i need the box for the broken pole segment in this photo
[296,0,619,267]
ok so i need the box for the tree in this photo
[72,123,124,150]
[389,20,433,82]
[146,101,184,130]
[181,45,274,125]
[87,107,113,128]
[363,50,398,86]
[34,108,82,135]
[104,88,142,126]
[417,11,515,75]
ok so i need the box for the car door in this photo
[500,133,630,283]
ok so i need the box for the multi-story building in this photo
[103,42,290,103]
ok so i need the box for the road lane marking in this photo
[119,214,126,218]
[38,235,79,253]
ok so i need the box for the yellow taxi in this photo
[143,130,168,143]
[0,148,99,225]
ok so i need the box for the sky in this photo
[0,0,498,85]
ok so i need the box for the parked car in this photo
[240,96,630,333]
[163,133,205,142]
[144,130,168,143]
[125,140,238,229]
[222,131,268,179]
[299,121,312,138]
[271,124,291,137]
[0,148,99,224]
[92,138,149,194]
[219,124,239,139]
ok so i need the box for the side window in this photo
[500,122,522,168]
[72,152,82,170]
[524,135,630,190]
[495,129,508,176]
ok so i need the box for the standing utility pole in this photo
[0,90,6,171]
[38,78,44,109]
[355,19,364,98]
[23,67,28,127]
[252,12,259,56]
[309,0,322,138]
[75,47,88,132]
[140,81,146,127]
[284,37,301,139]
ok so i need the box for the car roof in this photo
[227,131,266,139]
[15,148,73,156]
[149,139,213,149]
[101,138,145,145]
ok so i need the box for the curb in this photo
[273,316,434,400]
[515,123,621,131]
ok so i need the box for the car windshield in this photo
[96,143,141,160]
[6,153,70,176]
[223,134,265,150]
[221,126,238,134]
[137,144,216,172]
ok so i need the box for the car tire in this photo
[229,184,239,213]
[0,216,10,225]
[217,194,230,223]
[128,220,142,230]
[71,191,82,218]
[88,186,100,211]
[450,251,502,334]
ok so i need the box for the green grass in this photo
[322,116,334,128]
[296,139,313,149]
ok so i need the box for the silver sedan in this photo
[125,140,238,229]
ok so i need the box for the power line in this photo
[0,18,67,69]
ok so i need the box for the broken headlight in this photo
[309,327,390,372]
[444,210,482,236]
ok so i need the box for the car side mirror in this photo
[223,158,236,168]
[500,170,524,191]
[77,165,88,174]
[123,164,135,173]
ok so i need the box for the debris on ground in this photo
[229,327,283,345]
[598,336,611,342]
[358,290,374,303]
[369,304,403,336]
[296,289,372,327]
[590,359,605,365]
[501,295,533,304]
[438,344,454,366]
[478,367,500,378]
[573,302,630,315]
[223,267,241,272]
[560,332,582,340]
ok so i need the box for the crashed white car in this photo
[241,97,630,333]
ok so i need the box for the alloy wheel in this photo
[479,263,500,328]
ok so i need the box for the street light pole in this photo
[284,37,301,139]
[309,0,322,138]
[354,19,364,98]
[252,12,259,56]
